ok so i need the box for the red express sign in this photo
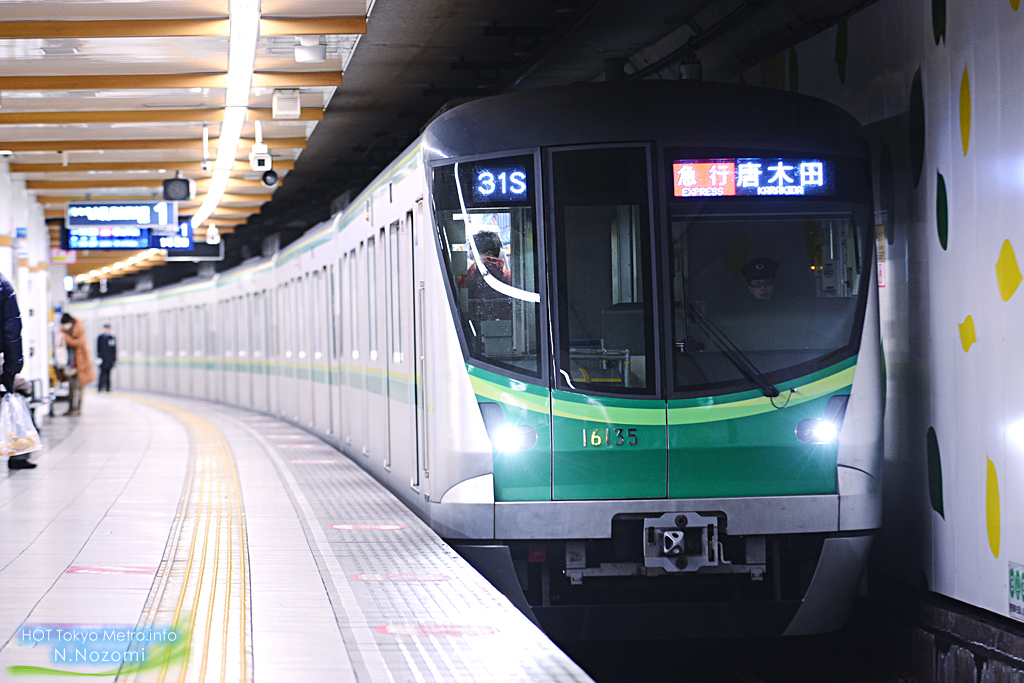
[673,161,736,197]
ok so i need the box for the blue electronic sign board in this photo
[65,200,181,250]
[670,158,835,198]
[459,155,533,206]
[66,201,177,229]
[67,226,150,250]
[152,220,193,251]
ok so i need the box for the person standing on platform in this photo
[0,272,29,469]
[96,323,116,392]
[60,313,95,416]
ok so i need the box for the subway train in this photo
[70,81,883,641]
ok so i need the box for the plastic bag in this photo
[0,393,43,457]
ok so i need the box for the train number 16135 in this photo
[583,427,638,448]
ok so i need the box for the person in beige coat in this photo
[61,313,95,416]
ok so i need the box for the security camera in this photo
[249,141,272,172]
[261,170,279,188]
[200,160,211,173]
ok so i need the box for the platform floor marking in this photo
[218,405,593,683]
[117,396,252,683]
[227,418,396,683]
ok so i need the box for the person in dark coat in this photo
[96,324,117,392]
[0,272,29,470]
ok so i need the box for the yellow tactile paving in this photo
[118,396,252,683]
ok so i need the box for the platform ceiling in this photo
[0,0,878,294]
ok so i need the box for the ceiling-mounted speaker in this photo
[163,177,195,201]
[272,89,301,120]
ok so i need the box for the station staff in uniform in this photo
[97,324,116,392]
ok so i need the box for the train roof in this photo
[423,80,866,161]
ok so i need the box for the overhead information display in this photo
[66,226,150,250]
[64,200,181,250]
[66,201,177,229]
[672,158,834,198]
[156,221,193,251]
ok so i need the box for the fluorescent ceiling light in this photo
[194,0,261,232]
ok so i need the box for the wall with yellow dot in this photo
[745,0,1024,623]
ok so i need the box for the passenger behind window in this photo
[458,230,513,354]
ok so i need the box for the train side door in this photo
[327,264,339,438]
[547,145,667,500]
[386,216,415,473]
[410,205,428,493]
[365,232,390,460]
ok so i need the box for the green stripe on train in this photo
[468,357,855,425]
[469,358,857,502]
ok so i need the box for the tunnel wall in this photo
[743,0,1024,627]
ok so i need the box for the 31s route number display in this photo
[477,169,526,197]
[465,157,533,204]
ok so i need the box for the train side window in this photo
[550,145,655,394]
[282,282,291,359]
[252,292,261,359]
[389,220,402,363]
[348,248,359,359]
[329,263,339,361]
[337,257,346,359]
[431,155,542,377]
[301,273,310,361]
[367,238,378,360]
[312,270,323,360]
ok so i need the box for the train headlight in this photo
[797,419,839,444]
[479,402,539,452]
[491,424,538,452]
[493,425,525,451]
[795,395,849,445]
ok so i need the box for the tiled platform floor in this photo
[0,391,592,683]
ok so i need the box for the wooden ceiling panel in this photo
[3,0,369,283]
[1,2,230,22]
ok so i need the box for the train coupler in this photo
[643,512,766,579]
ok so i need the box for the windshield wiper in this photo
[684,302,780,398]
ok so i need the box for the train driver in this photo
[742,257,778,300]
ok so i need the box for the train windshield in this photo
[432,156,542,376]
[670,211,862,393]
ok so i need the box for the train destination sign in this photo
[66,200,177,230]
[672,158,834,198]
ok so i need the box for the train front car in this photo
[424,81,881,641]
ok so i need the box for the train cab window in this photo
[550,146,655,393]
[432,155,542,377]
[670,212,862,393]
